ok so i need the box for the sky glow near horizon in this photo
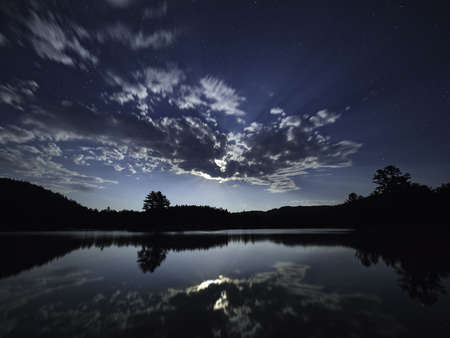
[0,1,449,211]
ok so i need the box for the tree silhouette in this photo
[372,165,411,195]
[137,245,167,273]
[435,183,450,196]
[346,192,362,203]
[143,191,170,212]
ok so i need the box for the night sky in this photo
[0,0,449,211]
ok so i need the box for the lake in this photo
[0,230,449,338]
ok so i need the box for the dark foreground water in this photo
[0,230,449,338]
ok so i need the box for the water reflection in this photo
[0,261,408,337]
[144,262,401,338]
[137,246,167,273]
[1,231,449,307]
[0,231,449,337]
[354,234,450,306]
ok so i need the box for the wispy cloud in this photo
[1,75,360,193]
[107,65,185,114]
[309,109,340,128]
[288,199,338,206]
[0,33,8,46]
[25,11,98,68]
[0,0,363,198]
[176,76,247,117]
[0,80,39,110]
[0,146,117,192]
[279,115,301,129]
[270,107,285,116]
[104,0,134,8]
[143,1,168,19]
[206,109,361,192]
[99,23,175,50]
[199,77,246,116]
[0,126,37,144]
[140,66,185,95]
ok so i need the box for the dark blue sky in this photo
[1,0,449,211]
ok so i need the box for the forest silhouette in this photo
[0,165,449,231]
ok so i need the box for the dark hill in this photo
[0,178,91,229]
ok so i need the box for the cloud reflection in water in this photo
[0,261,407,338]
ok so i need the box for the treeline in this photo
[1,165,449,231]
[0,178,232,230]
[91,205,231,230]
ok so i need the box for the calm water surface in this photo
[0,230,449,338]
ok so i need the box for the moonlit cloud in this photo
[106,68,246,121]
[279,115,301,128]
[0,126,36,144]
[3,102,327,192]
[199,77,246,116]
[244,122,263,133]
[0,33,7,46]
[175,76,247,118]
[199,110,361,192]
[0,146,117,191]
[0,0,367,202]
[104,0,134,8]
[140,66,185,95]
[107,65,185,114]
[309,109,340,128]
[41,143,62,157]
[0,80,38,110]
[107,72,149,105]
[99,23,175,50]
[0,59,359,194]
[270,107,285,116]
[25,11,98,68]
[143,1,168,19]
